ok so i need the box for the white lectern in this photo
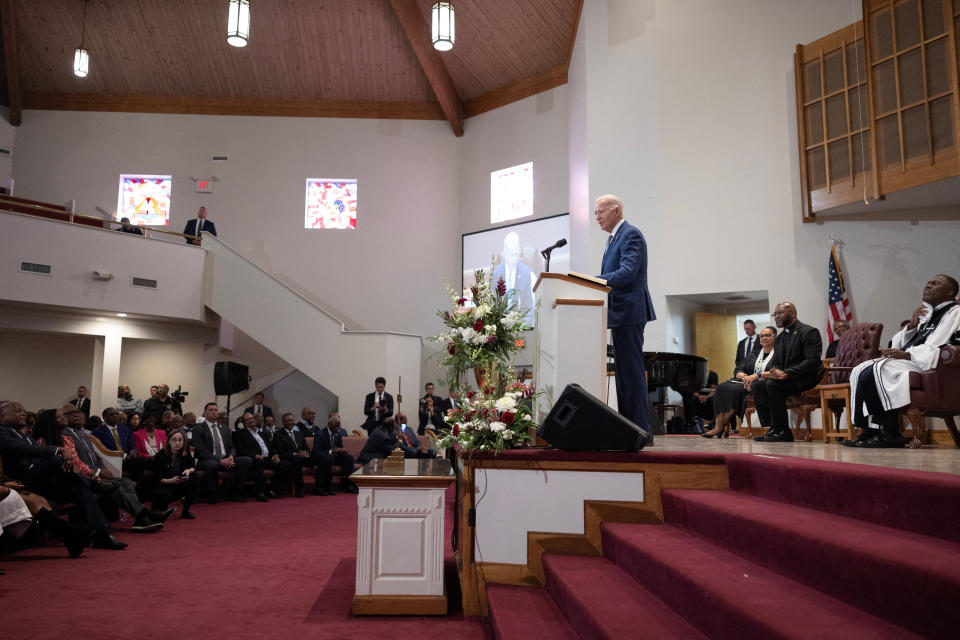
[532,273,610,421]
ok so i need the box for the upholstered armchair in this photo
[815,322,883,443]
[903,345,960,449]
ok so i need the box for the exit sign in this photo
[196,179,212,193]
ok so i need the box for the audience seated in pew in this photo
[0,401,126,550]
[192,402,251,504]
[234,412,291,501]
[92,407,153,494]
[116,385,143,419]
[151,431,198,519]
[397,413,435,459]
[272,412,320,497]
[0,485,91,561]
[134,415,167,457]
[310,413,359,495]
[845,274,960,448]
[55,405,170,532]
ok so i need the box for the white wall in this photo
[0,331,95,412]
[571,0,960,350]
[0,211,205,321]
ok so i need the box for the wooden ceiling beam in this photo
[22,92,447,120]
[464,64,568,119]
[0,0,22,126]
[388,0,463,136]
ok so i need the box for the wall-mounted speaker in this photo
[537,383,651,451]
[214,361,249,396]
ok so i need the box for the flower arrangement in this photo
[433,268,530,395]
[434,380,538,453]
[431,268,538,453]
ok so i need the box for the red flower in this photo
[447,344,456,355]
[464,411,474,420]
[457,297,467,305]
[473,319,484,332]
[452,424,460,436]
[467,391,476,399]
[501,411,515,424]
[486,335,496,344]
[496,277,507,296]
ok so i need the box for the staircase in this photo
[486,455,960,639]
[202,233,422,416]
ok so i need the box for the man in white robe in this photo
[845,274,960,448]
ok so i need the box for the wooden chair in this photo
[814,323,883,443]
[901,345,960,449]
[87,434,124,478]
[739,358,835,441]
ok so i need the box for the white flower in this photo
[502,429,514,440]
[484,323,497,333]
[475,420,489,431]
[460,327,477,342]
[475,304,491,317]
[523,414,531,421]
[494,396,517,412]
[489,421,506,433]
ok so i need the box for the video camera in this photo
[171,385,189,404]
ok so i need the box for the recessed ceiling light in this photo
[116,313,128,317]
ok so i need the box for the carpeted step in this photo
[601,522,921,639]
[541,553,708,639]
[486,584,579,640]
[726,454,960,543]
[661,488,960,639]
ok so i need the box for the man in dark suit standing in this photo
[749,302,824,442]
[71,385,91,418]
[362,377,394,433]
[492,232,535,326]
[271,412,317,497]
[192,402,251,502]
[735,320,762,374]
[596,195,656,431]
[243,392,273,420]
[182,206,217,245]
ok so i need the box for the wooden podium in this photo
[532,272,611,421]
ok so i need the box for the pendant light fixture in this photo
[73,0,90,77]
[431,2,454,51]
[227,0,251,47]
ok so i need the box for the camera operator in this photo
[142,384,183,425]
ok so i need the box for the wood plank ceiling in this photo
[1,0,581,135]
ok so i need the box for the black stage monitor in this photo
[538,383,651,451]
[214,361,249,396]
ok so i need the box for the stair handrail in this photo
[201,232,422,340]
[0,195,200,242]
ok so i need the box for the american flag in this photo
[827,247,851,342]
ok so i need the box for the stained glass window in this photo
[305,179,358,229]
[116,175,173,226]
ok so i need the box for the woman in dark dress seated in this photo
[702,325,777,438]
[151,431,198,519]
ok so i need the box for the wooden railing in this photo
[0,194,200,242]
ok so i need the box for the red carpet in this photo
[484,454,960,639]
[1,487,485,639]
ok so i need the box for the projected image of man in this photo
[597,194,656,431]
[493,232,534,327]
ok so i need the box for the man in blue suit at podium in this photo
[596,194,656,430]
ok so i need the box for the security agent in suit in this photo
[735,320,763,374]
[243,392,274,419]
[182,206,217,245]
[311,413,359,495]
[271,412,319,497]
[356,420,399,465]
[749,302,824,442]
[234,413,291,501]
[362,377,394,433]
[192,402,252,502]
[596,195,657,430]
[71,385,91,418]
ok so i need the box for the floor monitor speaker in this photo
[214,361,250,396]
[537,383,651,451]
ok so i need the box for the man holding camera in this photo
[362,377,393,434]
[142,383,182,424]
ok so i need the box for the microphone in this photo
[540,238,567,259]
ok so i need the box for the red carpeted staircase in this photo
[486,454,960,639]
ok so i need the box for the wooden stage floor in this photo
[654,434,960,475]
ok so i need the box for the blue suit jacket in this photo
[182,218,217,243]
[92,423,136,453]
[312,428,344,455]
[600,221,656,328]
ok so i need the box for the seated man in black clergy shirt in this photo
[271,412,321,497]
[234,412,292,501]
[311,413,359,495]
[0,400,126,550]
[748,302,824,443]
[356,418,399,465]
[362,377,394,433]
[192,402,252,503]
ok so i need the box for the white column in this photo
[90,335,105,416]
[98,331,123,413]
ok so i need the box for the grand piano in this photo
[643,352,709,431]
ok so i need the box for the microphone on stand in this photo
[541,238,567,272]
